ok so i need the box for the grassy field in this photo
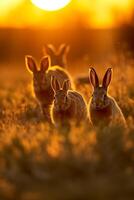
[0,55,134,200]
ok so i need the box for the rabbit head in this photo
[43,44,69,68]
[51,78,71,111]
[25,55,50,90]
[89,67,112,110]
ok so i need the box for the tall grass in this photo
[0,56,134,200]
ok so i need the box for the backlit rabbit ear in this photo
[40,56,50,72]
[43,44,55,56]
[59,44,70,56]
[89,67,99,88]
[25,55,37,73]
[51,77,61,92]
[62,79,70,92]
[51,76,55,91]
[102,68,112,90]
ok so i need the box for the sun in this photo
[31,0,71,11]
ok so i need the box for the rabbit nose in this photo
[96,103,100,107]
[96,100,100,105]
[96,100,102,107]
[58,105,62,110]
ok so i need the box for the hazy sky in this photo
[0,0,133,29]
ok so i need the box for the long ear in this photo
[62,79,70,92]
[51,76,55,92]
[102,68,112,90]
[43,44,55,56]
[40,56,50,72]
[59,44,70,56]
[89,67,99,88]
[51,77,61,92]
[25,55,37,73]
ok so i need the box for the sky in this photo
[0,0,134,29]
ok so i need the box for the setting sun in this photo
[31,0,71,11]
[0,0,133,28]
[1,0,134,199]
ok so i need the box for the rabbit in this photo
[43,44,69,68]
[51,77,88,128]
[88,67,126,128]
[43,44,90,89]
[25,55,74,123]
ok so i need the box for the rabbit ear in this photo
[40,56,50,72]
[89,67,99,88]
[59,44,70,56]
[102,68,112,90]
[62,79,70,92]
[51,76,55,91]
[25,55,37,73]
[43,44,55,56]
[51,77,61,92]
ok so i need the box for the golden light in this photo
[76,0,133,28]
[0,0,23,15]
[0,0,133,28]
[31,0,71,11]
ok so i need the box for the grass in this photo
[0,56,134,200]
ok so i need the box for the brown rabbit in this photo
[51,78,87,128]
[88,67,126,127]
[25,55,74,123]
[43,44,69,68]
